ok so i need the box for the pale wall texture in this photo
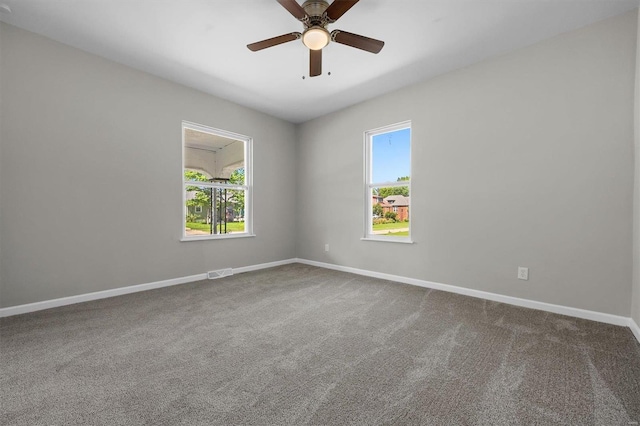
[2,11,638,317]
[632,8,640,326]
[0,23,297,307]
[0,20,4,302]
[296,11,638,316]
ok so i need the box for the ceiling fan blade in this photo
[247,32,301,52]
[277,0,308,21]
[324,0,359,22]
[310,49,322,77]
[331,30,384,54]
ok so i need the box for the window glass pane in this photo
[372,127,411,183]
[185,185,214,236]
[226,189,246,233]
[182,122,251,240]
[366,122,411,241]
[185,185,246,235]
[184,128,244,183]
[371,186,410,237]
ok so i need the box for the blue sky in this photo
[372,128,411,183]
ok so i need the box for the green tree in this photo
[184,170,210,183]
[185,171,211,221]
[229,168,245,218]
[229,168,245,185]
[378,187,408,197]
[372,203,383,217]
[377,177,409,198]
[185,169,246,224]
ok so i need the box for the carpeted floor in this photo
[1,263,639,425]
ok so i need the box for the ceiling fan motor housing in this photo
[301,0,331,50]
[302,0,330,27]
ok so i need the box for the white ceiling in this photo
[1,0,638,123]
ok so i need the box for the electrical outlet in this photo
[518,267,529,281]
[325,244,329,252]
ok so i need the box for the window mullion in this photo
[184,181,247,191]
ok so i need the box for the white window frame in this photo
[363,120,412,243]
[194,205,202,213]
[181,121,254,241]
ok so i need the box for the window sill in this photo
[361,237,414,244]
[181,233,256,242]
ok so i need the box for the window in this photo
[364,121,411,242]
[182,121,253,240]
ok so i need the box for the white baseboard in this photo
[295,258,635,331]
[0,258,298,318]
[233,258,297,274]
[2,257,639,346]
[630,318,640,343]
[0,273,206,318]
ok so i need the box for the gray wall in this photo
[0,19,4,305]
[0,23,297,308]
[633,9,640,326]
[2,11,639,318]
[296,11,638,316]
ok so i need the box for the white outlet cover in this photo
[518,267,529,280]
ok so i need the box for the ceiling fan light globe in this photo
[303,27,330,50]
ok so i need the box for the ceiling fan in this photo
[247,0,384,77]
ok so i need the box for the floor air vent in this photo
[208,268,233,280]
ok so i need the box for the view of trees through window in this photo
[182,122,251,239]
[372,176,410,235]
[184,169,246,235]
[367,123,411,239]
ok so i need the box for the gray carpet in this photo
[1,264,639,425]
